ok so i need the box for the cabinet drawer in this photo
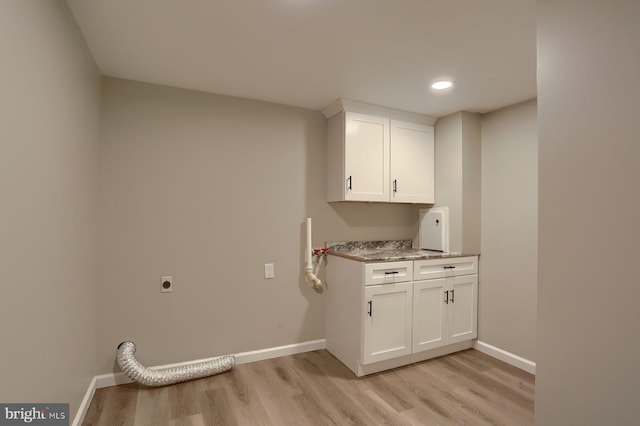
[365,261,413,286]
[414,256,478,280]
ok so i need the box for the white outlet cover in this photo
[264,263,275,279]
[161,276,173,292]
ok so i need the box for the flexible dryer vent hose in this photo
[116,341,235,387]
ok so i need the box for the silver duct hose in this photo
[116,341,235,387]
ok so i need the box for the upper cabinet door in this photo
[343,112,390,202]
[390,120,435,203]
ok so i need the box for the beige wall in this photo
[434,114,463,251]
[0,0,100,416]
[479,100,537,362]
[461,112,482,254]
[434,112,481,254]
[536,1,640,424]
[97,78,423,372]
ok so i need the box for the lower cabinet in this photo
[325,255,478,377]
[363,282,413,364]
[447,275,479,344]
[413,275,478,353]
[412,278,447,352]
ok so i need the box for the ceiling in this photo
[66,0,536,118]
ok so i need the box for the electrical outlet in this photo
[161,276,173,293]
[264,263,275,279]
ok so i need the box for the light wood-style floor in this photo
[83,349,534,425]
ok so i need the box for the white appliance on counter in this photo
[417,207,449,252]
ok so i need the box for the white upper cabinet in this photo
[343,112,390,202]
[324,99,436,204]
[390,120,435,203]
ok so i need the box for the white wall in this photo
[480,99,537,362]
[0,0,100,416]
[97,78,423,373]
[536,1,640,424]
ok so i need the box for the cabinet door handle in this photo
[450,289,455,303]
[444,290,449,304]
[367,300,373,316]
[393,179,398,193]
[347,176,352,190]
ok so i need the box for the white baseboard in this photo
[95,371,133,388]
[234,339,326,365]
[72,376,96,426]
[473,340,536,375]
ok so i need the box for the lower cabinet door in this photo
[363,282,412,364]
[447,275,478,344]
[412,278,447,353]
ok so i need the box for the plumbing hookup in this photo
[305,218,325,290]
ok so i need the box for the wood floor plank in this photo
[169,413,206,426]
[367,373,448,426]
[286,352,374,425]
[82,383,107,426]
[307,350,412,426]
[364,372,415,413]
[464,350,534,381]
[415,365,513,426]
[90,383,138,426]
[455,350,535,391]
[242,359,310,425]
[169,380,202,420]
[134,385,170,426]
[199,387,237,426]
[83,349,535,426]
[392,361,485,425]
[290,391,340,425]
[213,364,272,426]
[483,367,535,399]
[423,355,534,425]
[437,356,534,413]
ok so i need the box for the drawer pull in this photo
[384,271,400,275]
[443,266,456,270]
[444,290,449,304]
[367,300,373,316]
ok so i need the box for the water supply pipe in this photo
[305,217,322,289]
[116,341,234,387]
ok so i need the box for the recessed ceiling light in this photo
[431,80,453,90]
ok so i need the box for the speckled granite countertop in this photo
[326,240,477,262]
